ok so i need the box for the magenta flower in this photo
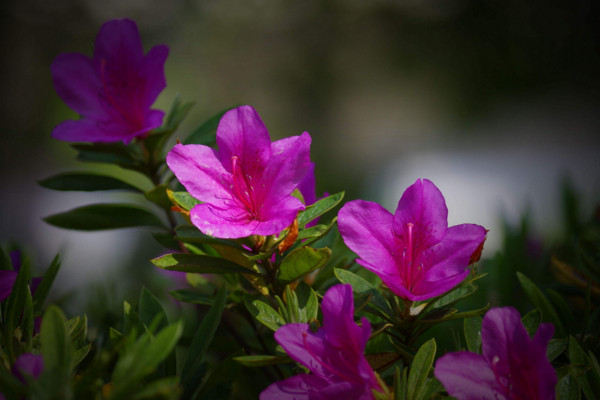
[51,18,168,143]
[12,353,44,382]
[434,307,556,400]
[338,179,486,301]
[167,105,312,239]
[0,251,41,302]
[261,284,384,400]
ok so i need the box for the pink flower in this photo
[51,18,168,143]
[434,307,556,400]
[261,284,384,400]
[338,179,486,301]
[167,105,312,239]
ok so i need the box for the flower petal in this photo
[275,323,329,376]
[142,45,169,108]
[434,352,500,400]
[260,374,314,400]
[167,143,231,205]
[12,353,44,382]
[260,132,312,204]
[216,106,271,176]
[298,162,317,206]
[409,223,486,300]
[0,270,18,302]
[392,179,448,250]
[94,18,144,65]
[338,200,397,276]
[51,53,105,118]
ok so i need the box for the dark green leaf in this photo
[334,268,392,315]
[71,143,139,168]
[295,282,318,322]
[184,107,237,146]
[394,367,408,400]
[568,336,594,399]
[33,254,61,313]
[152,232,181,250]
[38,172,143,192]
[164,95,195,130]
[548,339,568,362]
[152,253,259,276]
[233,354,292,367]
[297,192,344,227]
[130,377,181,400]
[44,203,166,231]
[182,287,227,397]
[139,287,168,332]
[521,308,541,337]
[517,272,566,336]
[252,300,286,331]
[4,258,31,344]
[407,338,436,400]
[22,286,34,350]
[556,375,579,400]
[463,316,482,353]
[170,290,215,305]
[145,184,173,209]
[278,247,331,282]
[39,305,72,392]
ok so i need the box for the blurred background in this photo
[1,0,599,310]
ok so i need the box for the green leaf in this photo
[394,367,408,400]
[252,300,286,331]
[463,316,482,353]
[278,247,331,282]
[164,95,195,130]
[521,308,541,337]
[547,339,568,362]
[72,344,91,368]
[296,218,338,249]
[556,375,579,400]
[151,253,259,276]
[33,254,61,313]
[174,225,243,250]
[38,172,143,192]
[407,338,436,400]
[517,272,566,337]
[145,184,173,209]
[297,192,344,227]
[130,376,181,400]
[111,320,184,397]
[568,336,594,399]
[169,289,215,305]
[334,268,392,315]
[139,287,168,332]
[4,258,31,344]
[169,191,202,212]
[39,305,72,392]
[152,232,181,250]
[295,282,319,322]
[22,286,34,350]
[71,142,138,167]
[44,203,167,231]
[233,354,292,367]
[425,283,478,312]
[182,287,227,397]
[184,107,237,146]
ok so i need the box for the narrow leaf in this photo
[152,253,259,276]
[407,338,436,400]
[33,254,61,313]
[184,107,237,146]
[297,192,344,227]
[233,355,292,367]
[463,316,482,353]
[517,272,566,337]
[44,204,166,231]
[38,172,143,192]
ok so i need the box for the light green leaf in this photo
[252,300,286,331]
[278,247,331,282]
[463,316,482,353]
[297,192,344,227]
[334,268,392,315]
[407,338,436,400]
[233,354,292,367]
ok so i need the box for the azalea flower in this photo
[338,179,486,301]
[0,251,41,302]
[261,284,385,400]
[0,353,44,400]
[167,105,312,239]
[434,307,556,400]
[51,18,168,143]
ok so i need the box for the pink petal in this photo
[392,179,448,251]
[166,143,231,205]
[261,132,312,205]
[434,352,500,400]
[142,45,169,108]
[338,200,397,277]
[51,53,105,118]
[0,270,18,302]
[275,323,330,377]
[216,106,271,176]
[94,19,144,65]
[260,374,314,400]
[13,353,44,381]
[298,162,317,206]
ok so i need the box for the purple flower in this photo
[338,179,486,301]
[51,18,168,143]
[12,353,44,382]
[0,251,41,302]
[167,105,312,239]
[434,307,556,400]
[261,284,384,400]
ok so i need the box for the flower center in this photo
[231,156,259,219]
